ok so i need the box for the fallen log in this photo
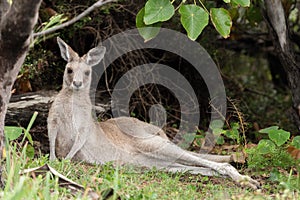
[6,90,110,127]
[6,90,57,127]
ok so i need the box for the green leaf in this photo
[257,139,276,154]
[210,8,232,38]
[269,130,290,146]
[209,119,224,130]
[26,144,35,159]
[4,126,23,141]
[224,129,239,140]
[144,0,175,24]
[223,0,230,3]
[179,4,209,41]
[259,126,290,146]
[216,135,225,145]
[291,136,300,149]
[136,7,161,42]
[232,0,250,7]
[259,126,279,134]
[178,133,196,149]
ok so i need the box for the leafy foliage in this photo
[208,120,242,145]
[291,136,300,149]
[4,112,38,159]
[259,126,290,146]
[256,139,276,154]
[247,126,300,171]
[136,0,251,41]
[33,14,68,46]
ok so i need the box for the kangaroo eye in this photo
[67,68,73,74]
[84,70,90,76]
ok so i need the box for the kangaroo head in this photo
[57,37,106,91]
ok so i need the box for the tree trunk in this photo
[263,0,300,130]
[0,0,42,187]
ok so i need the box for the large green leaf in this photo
[257,139,276,155]
[268,129,290,146]
[136,7,161,42]
[179,5,209,41]
[4,126,23,141]
[259,126,279,133]
[232,0,250,7]
[291,136,300,149]
[259,126,290,146]
[144,0,175,24]
[210,8,232,38]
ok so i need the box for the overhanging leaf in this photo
[210,8,232,38]
[232,0,250,7]
[144,0,175,24]
[179,4,209,41]
[136,7,161,42]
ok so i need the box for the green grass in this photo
[1,144,299,199]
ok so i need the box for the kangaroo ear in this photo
[84,46,106,66]
[57,37,78,62]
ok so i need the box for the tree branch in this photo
[264,0,288,52]
[263,0,300,129]
[33,0,115,38]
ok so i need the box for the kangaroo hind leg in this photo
[144,138,260,189]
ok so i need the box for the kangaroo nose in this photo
[73,81,82,88]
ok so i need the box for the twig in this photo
[33,0,115,37]
[227,97,247,146]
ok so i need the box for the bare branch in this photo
[264,0,288,52]
[33,0,115,38]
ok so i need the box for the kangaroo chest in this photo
[53,94,94,157]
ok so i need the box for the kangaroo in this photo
[47,37,260,189]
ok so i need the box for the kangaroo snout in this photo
[72,81,83,88]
